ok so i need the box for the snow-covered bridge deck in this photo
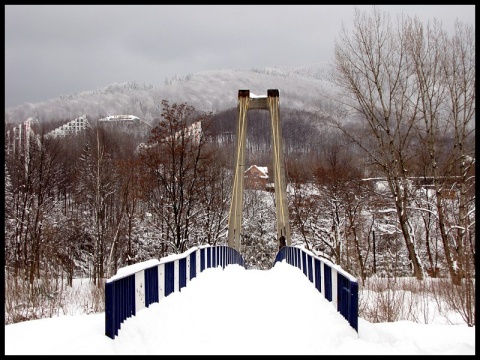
[104,245,358,340]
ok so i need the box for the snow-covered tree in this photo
[140,100,213,254]
[78,127,119,286]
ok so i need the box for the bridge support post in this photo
[227,89,291,252]
[227,90,249,251]
[268,90,291,246]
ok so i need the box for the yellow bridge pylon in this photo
[227,89,291,251]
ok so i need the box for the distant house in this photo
[245,165,269,190]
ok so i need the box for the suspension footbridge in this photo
[104,90,359,342]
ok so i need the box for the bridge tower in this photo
[227,89,291,251]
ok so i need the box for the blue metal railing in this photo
[105,244,357,339]
[274,246,358,332]
[105,245,245,339]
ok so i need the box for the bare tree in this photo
[78,126,119,286]
[114,156,145,268]
[140,100,213,254]
[439,20,475,291]
[404,15,475,305]
[331,6,425,279]
[437,20,475,325]
[193,144,232,246]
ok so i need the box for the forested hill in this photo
[4,62,338,125]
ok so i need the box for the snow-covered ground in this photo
[4,261,475,355]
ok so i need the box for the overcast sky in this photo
[5,5,475,108]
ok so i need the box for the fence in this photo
[105,245,245,339]
[274,246,358,332]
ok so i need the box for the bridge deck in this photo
[114,262,358,354]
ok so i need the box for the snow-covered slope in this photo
[160,63,334,113]
[5,64,337,125]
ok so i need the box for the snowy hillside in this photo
[5,63,337,125]
[161,63,334,113]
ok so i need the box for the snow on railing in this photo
[274,246,358,332]
[105,245,245,339]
